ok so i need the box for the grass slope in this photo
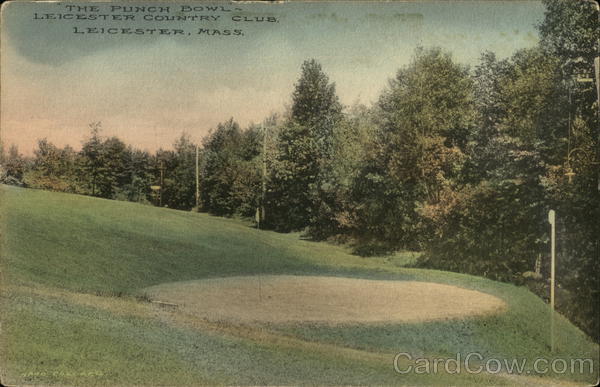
[1,185,598,385]
[2,185,411,293]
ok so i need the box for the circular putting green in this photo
[145,275,506,324]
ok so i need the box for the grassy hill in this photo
[1,185,598,385]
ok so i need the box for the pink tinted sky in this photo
[1,1,544,155]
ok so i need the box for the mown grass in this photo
[1,185,411,294]
[1,185,598,385]
[2,285,506,386]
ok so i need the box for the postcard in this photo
[1,1,598,385]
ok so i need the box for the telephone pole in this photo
[195,145,200,210]
[261,124,267,226]
[159,160,165,207]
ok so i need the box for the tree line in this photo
[1,0,597,341]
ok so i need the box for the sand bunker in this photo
[145,275,506,324]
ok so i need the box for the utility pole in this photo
[195,145,200,210]
[595,56,600,115]
[261,123,267,227]
[256,123,268,303]
[159,160,165,207]
[548,209,556,353]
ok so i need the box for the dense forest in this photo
[1,0,598,341]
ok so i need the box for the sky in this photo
[1,1,546,154]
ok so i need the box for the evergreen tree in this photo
[200,119,261,217]
[268,59,342,232]
[80,122,104,196]
[165,133,197,210]
[119,146,154,203]
[80,123,129,199]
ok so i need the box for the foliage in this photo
[418,0,599,340]
[541,117,600,342]
[22,139,82,193]
[539,0,599,71]
[422,137,548,282]
[2,0,598,341]
[159,134,198,210]
[306,105,378,240]
[497,49,564,151]
[349,47,475,249]
[117,147,154,204]
[0,144,27,186]
[267,59,342,232]
[201,119,261,217]
[78,123,131,199]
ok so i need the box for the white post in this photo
[548,209,556,352]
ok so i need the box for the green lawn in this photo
[1,185,598,385]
